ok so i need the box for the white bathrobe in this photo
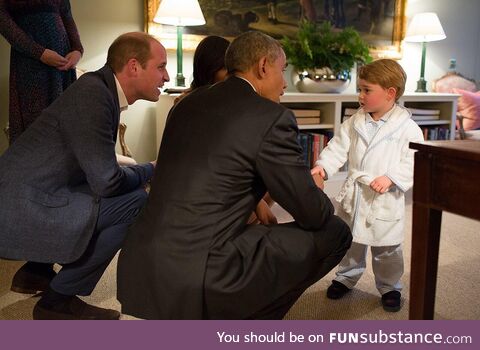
[316,104,424,246]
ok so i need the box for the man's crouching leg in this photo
[247,215,352,320]
[33,188,148,320]
[312,215,352,280]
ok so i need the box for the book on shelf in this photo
[297,131,333,168]
[343,107,359,116]
[291,109,321,117]
[297,133,311,166]
[342,107,359,123]
[296,116,321,125]
[420,126,450,140]
[407,108,440,115]
[411,114,440,121]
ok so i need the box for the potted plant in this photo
[282,21,372,93]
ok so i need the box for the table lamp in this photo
[404,12,446,92]
[154,0,206,87]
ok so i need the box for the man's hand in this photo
[370,175,393,194]
[150,160,157,168]
[40,49,68,68]
[311,165,326,179]
[254,199,277,225]
[312,173,324,190]
[58,50,82,71]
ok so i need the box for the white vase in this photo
[292,67,351,93]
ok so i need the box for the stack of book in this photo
[291,109,321,125]
[342,107,359,123]
[409,108,441,121]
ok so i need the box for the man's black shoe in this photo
[326,280,351,299]
[11,262,56,294]
[33,296,120,320]
[381,290,401,312]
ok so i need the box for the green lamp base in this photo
[176,74,185,87]
[415,78,427,93]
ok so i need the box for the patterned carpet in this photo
[1,201,479,320]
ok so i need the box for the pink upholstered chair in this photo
[433,72,479,139]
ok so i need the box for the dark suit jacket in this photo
[0,65,153,264]
[117,76,334,319]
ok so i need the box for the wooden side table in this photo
[409,140,480,319]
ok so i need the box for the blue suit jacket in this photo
[0,65,153,263]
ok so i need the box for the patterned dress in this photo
[0,0,83,144]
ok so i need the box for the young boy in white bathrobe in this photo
[311,59,424,312]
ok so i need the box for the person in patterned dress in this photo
[0,0,83,144]
[0,0,83,298]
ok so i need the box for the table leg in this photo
[409,202,442,319]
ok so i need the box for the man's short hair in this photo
[358,59,407,100]
[225,31,283,75]
[106,32,158,73]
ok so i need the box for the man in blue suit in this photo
[0,32,169,319]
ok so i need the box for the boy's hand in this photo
[311,165,326,179]
[370,176,393,194]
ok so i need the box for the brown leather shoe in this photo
[11,262,56,294]
[33,296,120,320]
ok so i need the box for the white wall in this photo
[1,0,479,158]
[70,0,158,163]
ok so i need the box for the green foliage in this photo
[282,21,372,72]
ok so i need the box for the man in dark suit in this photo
[0,32,170,319]
[117,31,352,319]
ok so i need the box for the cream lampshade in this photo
[154,0,206,87]
[404,12,446,92]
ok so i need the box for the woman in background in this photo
[191,35,230,89]
[0,0,83,296]
[0,0,83,144]
[175,35,230,104]
[175,35,276,225]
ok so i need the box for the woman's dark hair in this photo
[191,36,230,89]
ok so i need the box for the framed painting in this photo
[145,0,407,58]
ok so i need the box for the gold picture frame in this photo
[145,0,407,58]
[369,0,407,59]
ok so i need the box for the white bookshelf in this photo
[157,92,459,149]
[156,92,459,196]
[279,92,459,140]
